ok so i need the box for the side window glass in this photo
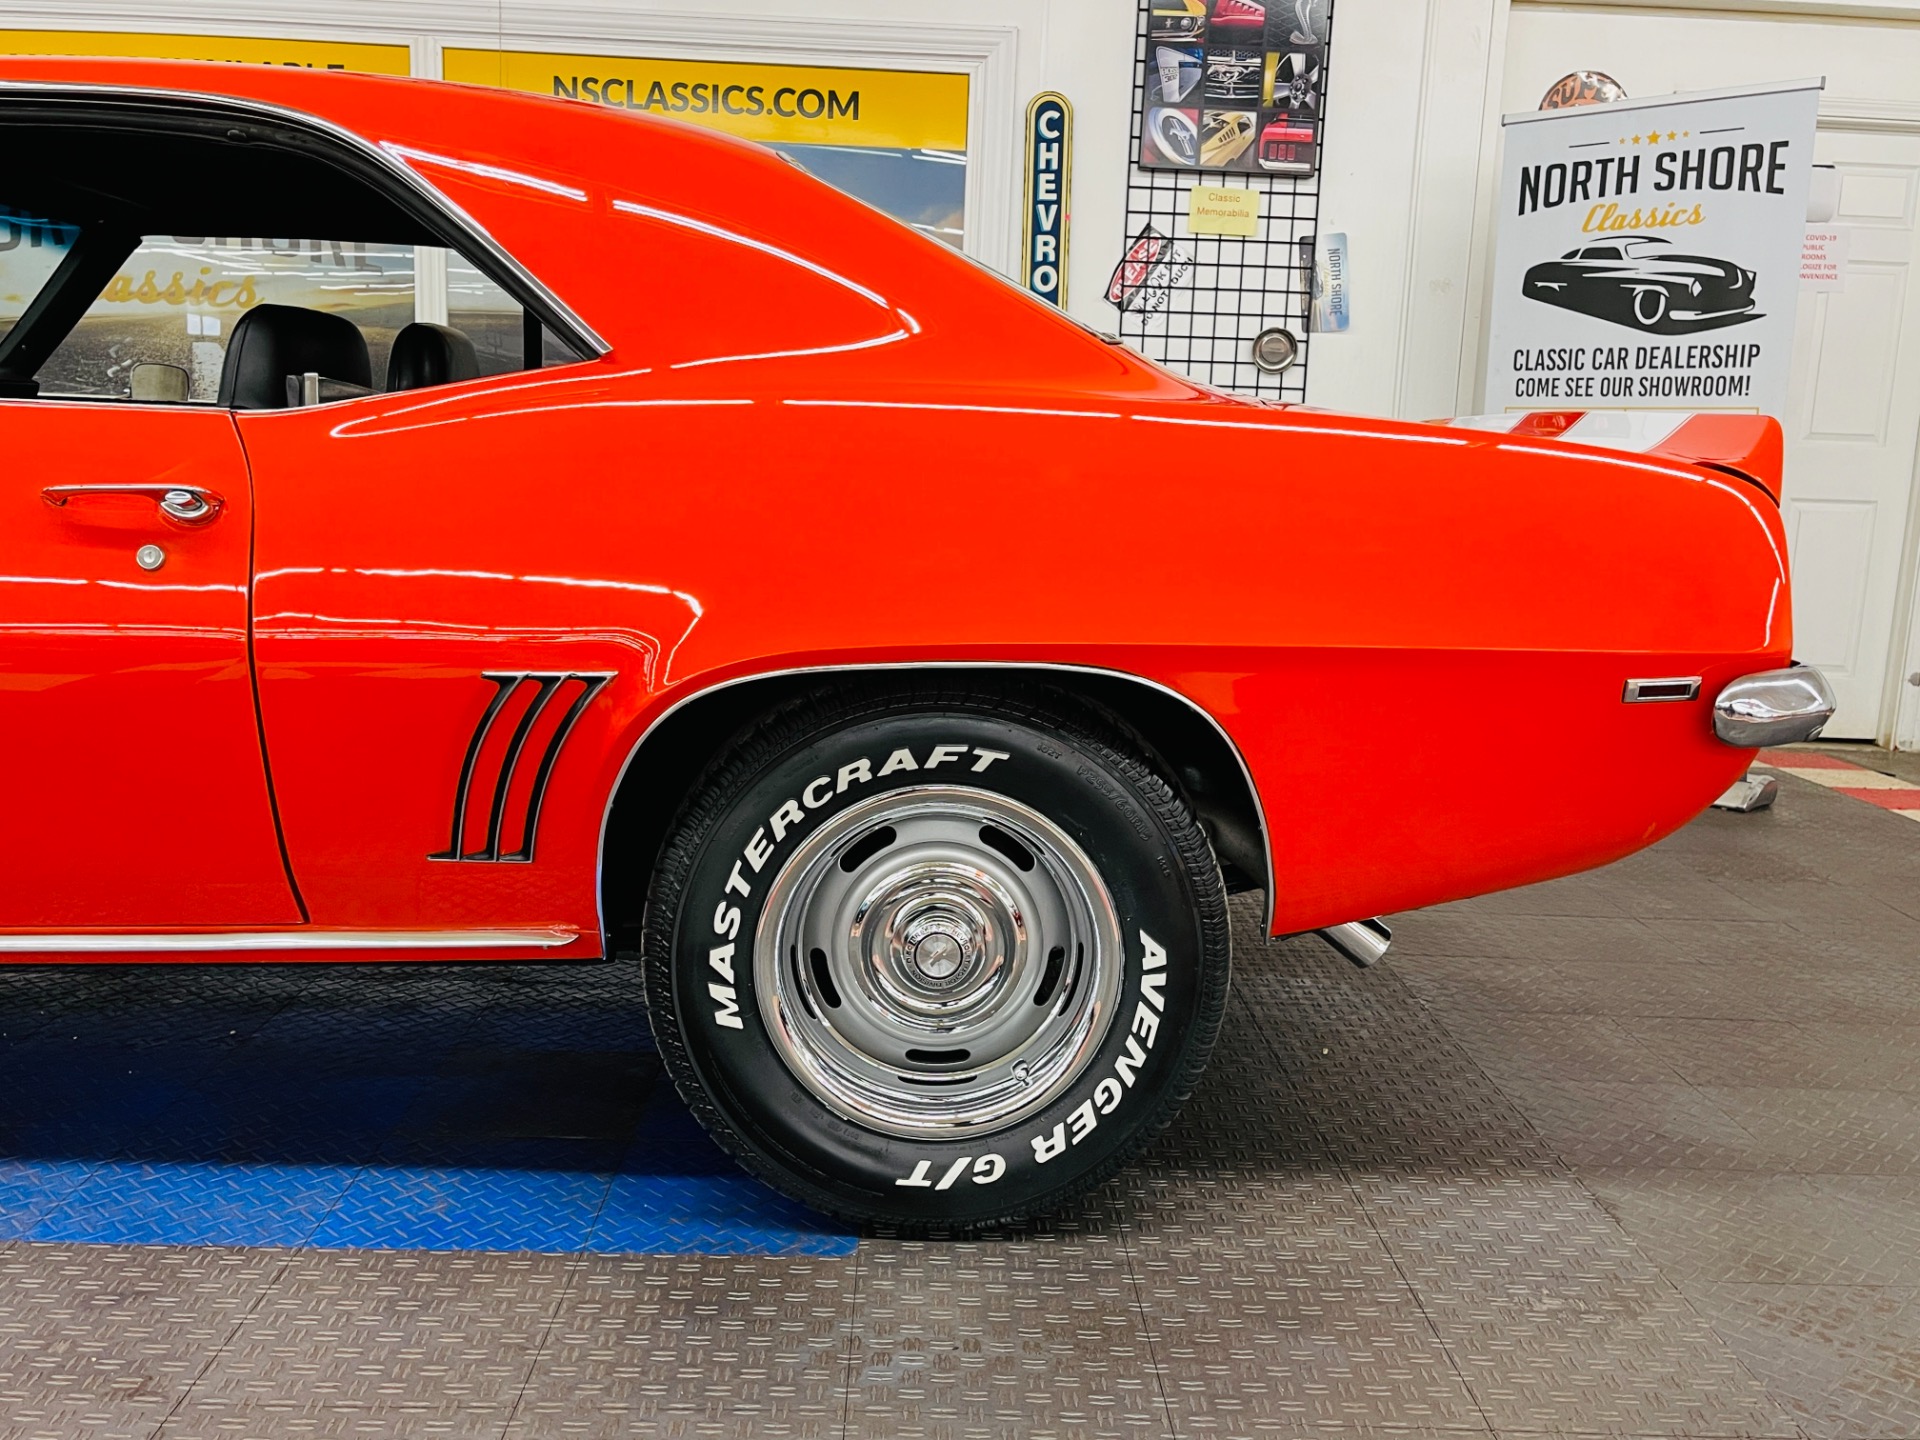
[0,206,80,346]
[38,238,417,400]
[446,253,536,377]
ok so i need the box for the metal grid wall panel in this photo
[1119,0,1328,401]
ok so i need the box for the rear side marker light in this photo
[1623,677,1702,703]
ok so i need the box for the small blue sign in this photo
[1024,93,1073,305]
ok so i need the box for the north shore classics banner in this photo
[1485,79,1821,417]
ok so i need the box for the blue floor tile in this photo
[24,1160,357,1247]
[0,1158,95,1240]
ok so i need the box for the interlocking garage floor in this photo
[1,751,1916,1440]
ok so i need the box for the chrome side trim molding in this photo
[1623,676,1702,703]
[1713,666,1836,748]
[596,661,1277,936]
[0,79,609,359]
[0,928,580,954]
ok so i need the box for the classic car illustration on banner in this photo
[1523,235,1761,333]
[0,58,1831,1228]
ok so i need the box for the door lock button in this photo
[135,544,165,572]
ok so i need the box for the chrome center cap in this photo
[911,930,965,983]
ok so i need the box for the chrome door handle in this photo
[42,484,225,526]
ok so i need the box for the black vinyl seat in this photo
[216,304,371,410]
[386,322,480,392]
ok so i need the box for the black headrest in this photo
[216,304,372,410]
[387,322,481,392]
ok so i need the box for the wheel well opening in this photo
[598,668,1268,953]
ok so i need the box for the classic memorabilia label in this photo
[444,48,968,151]
[1486,80,1820,415]
[1023,93,1073,305]
[0,29,409,73]
[1186,185,1260,238]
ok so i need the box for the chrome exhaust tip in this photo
[1319,917,1392,969]
[1713,666,1836,748]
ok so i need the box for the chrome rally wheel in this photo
[643,682,1233,1228]
[757,787,1123,1140]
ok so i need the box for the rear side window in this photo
[0,206,79,346]
[2,103,596,406]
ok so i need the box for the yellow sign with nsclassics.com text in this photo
[443,47,968,152]
[0,29,410,74]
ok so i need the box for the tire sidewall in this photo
[661,701,1213,1224]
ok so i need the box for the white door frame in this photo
[1821,98,1920,748]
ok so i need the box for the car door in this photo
[0,399,302,928]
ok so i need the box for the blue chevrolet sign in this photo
[1023,92,1073,305]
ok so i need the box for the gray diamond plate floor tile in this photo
[1583,1170,1920,1286]
[1691,1088,1920,1174]
[0,1244,279,1440]
[1439,1013,1683,1087]
[1677,1282,1920,1440]
[1128,1198,1485,1435]
[162,1251,574,1439]
[1420,1278,1792,1437]
[1349,1169,1662,1296]
[1659,1021,1920,1094]
[846,1238,1165,1440]
[505,1254,852,1440]
[1484,1081,1768,1171]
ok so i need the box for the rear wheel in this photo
[641,682,1232,1227]
[1631,286,1670,328]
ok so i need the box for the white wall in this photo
[1306,0,1508,418]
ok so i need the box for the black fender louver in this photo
[430,672,613,863]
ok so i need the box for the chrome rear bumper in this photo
[1713,667,1836,748]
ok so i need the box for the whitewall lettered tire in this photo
[641,682,1232,1227]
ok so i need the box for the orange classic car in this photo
[0,59,1832,1225]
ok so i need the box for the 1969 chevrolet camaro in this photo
[0,59,1833,1225]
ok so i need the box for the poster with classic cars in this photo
[1141,0,1328,175]
[1485,79,1820,416]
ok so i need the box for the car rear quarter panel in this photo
[245,357,1786,941]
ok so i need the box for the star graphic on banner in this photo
[1629,134,1641,144]
[1646,130,1664,145]
[1667,130,1679,140]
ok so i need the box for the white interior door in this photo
[1502,5,1920,740]
[1782,129,1920,738]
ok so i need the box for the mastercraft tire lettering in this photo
[642,682,1232,1227]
